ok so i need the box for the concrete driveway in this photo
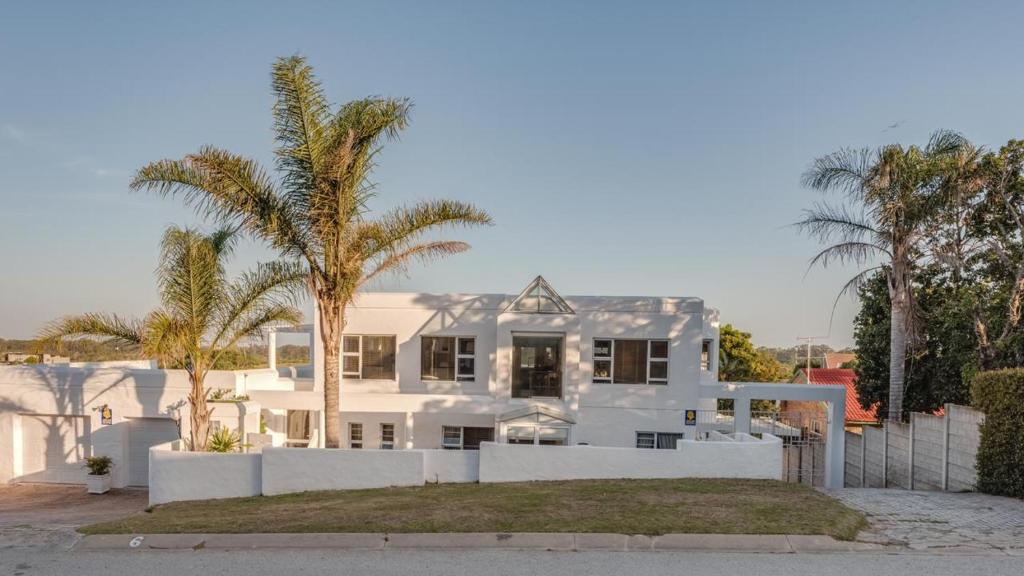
[0,484,148,550]
[829,488,1024,553]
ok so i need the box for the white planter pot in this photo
[87,473,111,495]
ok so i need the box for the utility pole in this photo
[796,335,828,383]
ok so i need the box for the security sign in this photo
[101,405,113,425]
[684,409,697,426]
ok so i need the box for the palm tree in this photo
[39,226,305,450]
[798,130,968,422]
[130,56,492,447]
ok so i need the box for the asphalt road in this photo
[2,549,1023,576]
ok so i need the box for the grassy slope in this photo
[82,479,866,539]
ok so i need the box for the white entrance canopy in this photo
[700,382,847,489]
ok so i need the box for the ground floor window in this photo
[349,422,363,449]
[380,423,395,449]
[636,431,683,449]
[441,425,495,450]
[506,425,569,446]
[285,410,311,447]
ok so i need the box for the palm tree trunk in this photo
[319,298,343,448]
[189,372,210,451]
[888,303,908,423]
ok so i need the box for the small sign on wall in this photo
[684,409,697,426]
[100,405,112,425]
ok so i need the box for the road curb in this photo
[74,532,884,553]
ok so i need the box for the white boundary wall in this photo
[423,450,479,483]
[149,442,262,505]
[478,435,783,483]
[261,447,424,495]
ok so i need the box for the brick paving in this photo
[829,488,1024,551]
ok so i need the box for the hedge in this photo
[971,369,1024,499]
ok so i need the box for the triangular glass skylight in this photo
[505,276,574,314]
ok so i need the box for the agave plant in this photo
[40,226,305,450]
[131,55,492,447]
[207,427,245,453]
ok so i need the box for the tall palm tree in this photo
[130,56,492,447]
[798,130,968,422]
[39,226,305,450]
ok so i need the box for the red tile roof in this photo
[801,368,879,424]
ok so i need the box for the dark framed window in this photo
[349,422,363,449]
[512,334,563,398]
[701,339,714,371]
[342,335,396,380]
[593,339,669,384]
[422,336,475,382]
[380,423,395,449]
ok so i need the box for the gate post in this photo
[734,398,751,435]
[824,399,845,489]
[860,430,867,488]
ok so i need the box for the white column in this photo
[268,331,277,372]
[825,400,846,489]
[734,397,751,435]
[404,412,414,449]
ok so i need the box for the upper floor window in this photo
[342,335,396,380]
[593,339,668,385]
[421,336,475,382]
[512,334,563,398]
[701,339,714,371]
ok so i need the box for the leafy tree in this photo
[798,130,968,422]
[130,56,492,448]
[853,269,976,417]
[718,324,789,382]
[39,226,304,451]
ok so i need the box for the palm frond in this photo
[794,203,885,245]
[361,241,471,287]
[801,147,874,197]
[158,226,224,336]
[272,55,330,211]
[359,199,492,259]
[807,241,889,270]
[209,304,303,368]
[926,129,970,158]
[37,313,144,350]
[141,310,190,366]
[210,260,308,350]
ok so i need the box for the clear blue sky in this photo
[3,1,1024,346]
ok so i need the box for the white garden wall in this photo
[478,435,783,483]
[261,447,424,495]
[423,449,479,483]
[148,442,262,505]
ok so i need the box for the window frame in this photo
[636,431,683,449]
[511,333,564,399]
[342,334,397,380]
[349,422,363,449]
[441,425,495,450]
[593,338,670,385]
[701,339,714,371]
[421,336,476,383]
[380,423,395,449]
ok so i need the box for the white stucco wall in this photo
[423,449,480,483]
[477,435,783,483]
[148,442,262,505]
[261,447,424,495]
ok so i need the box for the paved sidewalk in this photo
[829,488,1024,552]
[76,532,882,553]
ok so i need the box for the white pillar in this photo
[268,331,277,372]
[734,397,751,435]
[825,400,846,489]
[404,412,415,449]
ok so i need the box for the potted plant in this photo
[84,455,113,494]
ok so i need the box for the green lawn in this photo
[81,479,866,540]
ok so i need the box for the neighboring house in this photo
[823,352,856,369]
[0,276,726,486]
[785,368,878,430]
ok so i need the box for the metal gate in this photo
[752,410,827,487]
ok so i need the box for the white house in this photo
[0,276,849,489]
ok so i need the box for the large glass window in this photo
[342,335,396,380]
[422,336,475,382]
[512,335,563,398]
[593,339,669,384]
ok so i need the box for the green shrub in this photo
[85,455,113,476]
[207,427,244,453]
[971,369,1024,498]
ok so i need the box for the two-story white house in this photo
[254,276,721,452]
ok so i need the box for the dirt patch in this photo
[0,484,149,529]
